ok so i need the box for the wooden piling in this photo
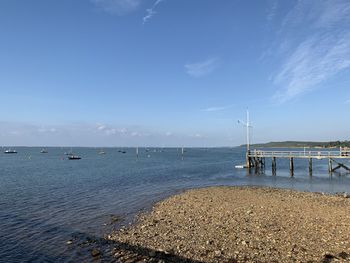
[328,158,333,173]
[308,158,312,176]
[246,150,251,168]
[254,157,260,173]
[272,157,276,175]
[290,157,294,176]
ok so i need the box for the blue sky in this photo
[1,0,350,147]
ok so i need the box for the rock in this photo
[110,214,122,224]
[343,193,349,198]
[214,250,222,256]
[323,253,335,259]
[91,248,101,257]
[206,240,213,245]
[149,251,156,257]
[338,251,349,259]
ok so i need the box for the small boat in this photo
[4,149,17,154]
[64,148,73,155]
[40,149,48,153]
[235,164,247,169]
[98,149,106,155]
[68,155,81,160]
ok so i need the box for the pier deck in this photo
[245,149,350,175]
[248,150,350,159]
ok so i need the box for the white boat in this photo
[98,149,106,155]
[68,155,81,160]
[40,149,48,153]
[4,149,17,154]
[235,164,247,169]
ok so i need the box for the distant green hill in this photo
[242,141,350,148]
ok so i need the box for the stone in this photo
[91,248,101,257]
[149,251,156,257]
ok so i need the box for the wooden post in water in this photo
[328,158,333,173]
[136,147,139,158]
[308,158,312,176]
[272,157,276,175]
[246,150,251,168]
[290,157,294,176]
[253,157,258,173]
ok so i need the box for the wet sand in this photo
[109,186,350,262]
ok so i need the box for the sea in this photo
[1,147,350,262]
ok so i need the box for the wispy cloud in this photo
[185,57,220,78]
[270,0,350,102]
[266,0,278,22]
[143,0,164,24]
[91,0,140,15]
[202,104,234,112]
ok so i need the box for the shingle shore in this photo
[109,186,350,262]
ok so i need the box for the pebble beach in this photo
[109,186,350,262]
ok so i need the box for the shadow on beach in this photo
[71,231,210,263]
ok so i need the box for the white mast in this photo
[246,109,250,151]
[238,109,252,152]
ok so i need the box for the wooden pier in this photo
[246,148,350,175]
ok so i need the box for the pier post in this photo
[254,157,260,173]
[328,158,333,174]
[290,157,294,176]
[308,158,312,176]
[246,150,251,168]
[272,157,276,175]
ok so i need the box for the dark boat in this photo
[4,149,17,154]
[68,155,81,160]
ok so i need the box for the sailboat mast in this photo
[246,109,250,152]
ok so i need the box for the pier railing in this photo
[248,150,350,159]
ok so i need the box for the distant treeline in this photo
[242,141,350,148]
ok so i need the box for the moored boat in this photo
[68,155,81,160]
[4,149,17,154]
[235,164,247,169]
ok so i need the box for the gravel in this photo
[109,186,350,262]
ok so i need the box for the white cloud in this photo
[91,0,140,15]
[271,0,350,102]
[131,131,141,137]
[97,124,106,131]
[266,0,278,22]
[185,57,220,77]
[143,0,164,24]
[202,104,234,112]
[190,133,205,139]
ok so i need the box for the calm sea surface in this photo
[1,147,350,262]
